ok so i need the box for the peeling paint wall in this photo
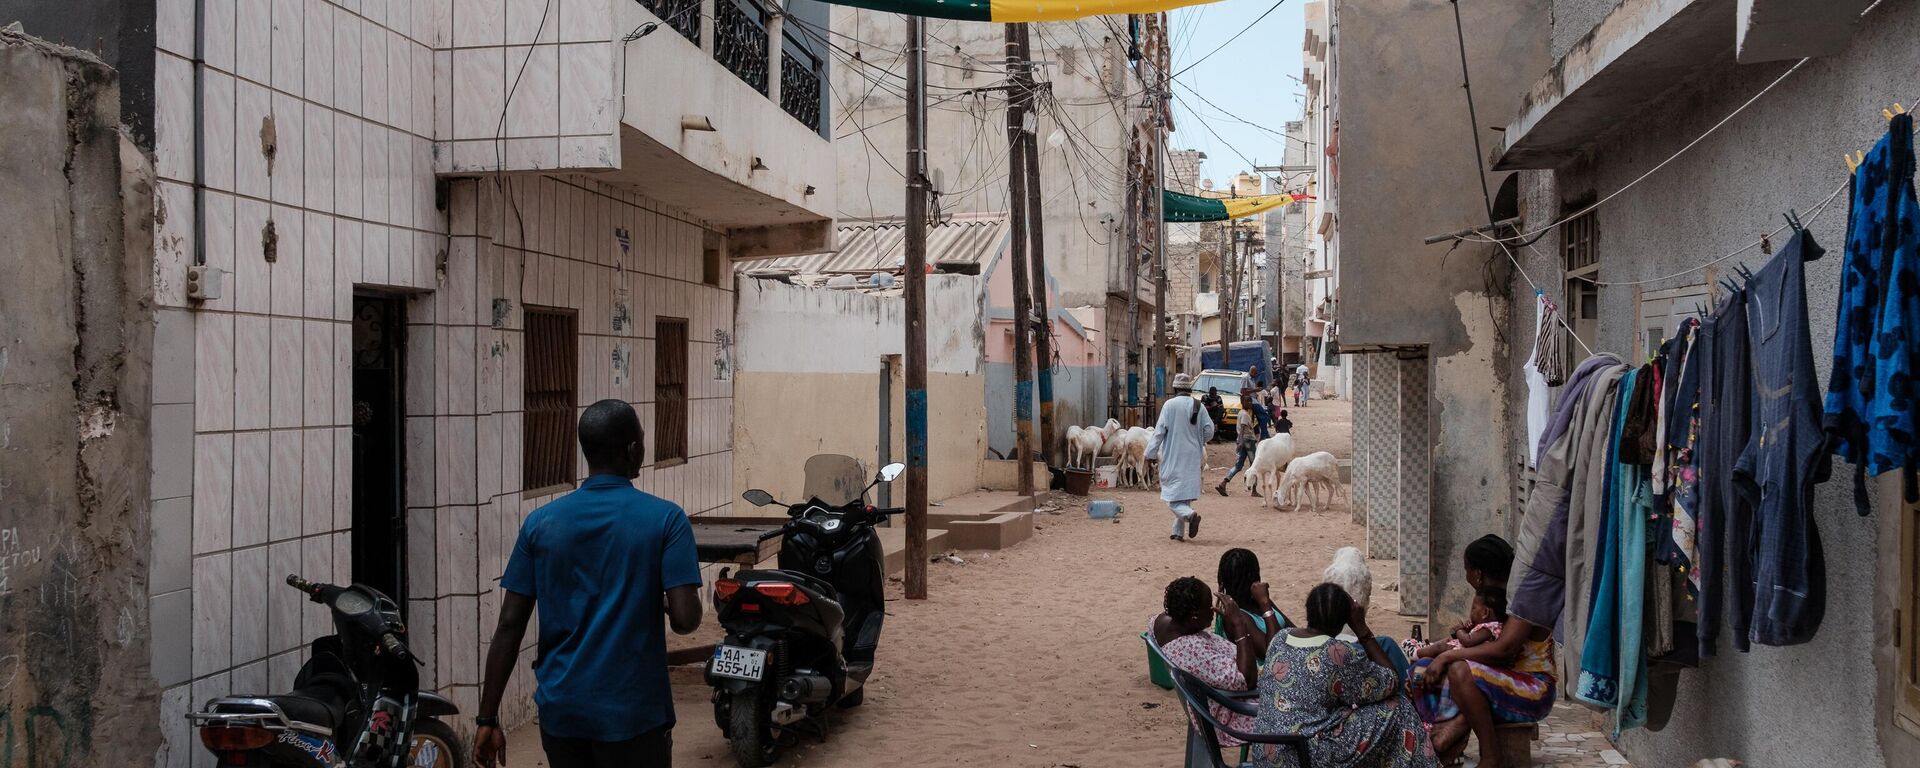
[1333,0,1545,628]
[0,29,159,768]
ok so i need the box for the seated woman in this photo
[1213,549,1289,651]
[1407,535,1554,768]
[1152,576,1265,746]
[1248,584,1438,768]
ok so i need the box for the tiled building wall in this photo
[147,2,730,765]
[433,0,623,173]
[150,0,442,765]
[1395,354,1431,617]
[437,175,736,731]
[1360,353,1400,560]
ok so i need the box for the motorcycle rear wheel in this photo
[729,687,782,768]
[407,718,466,768]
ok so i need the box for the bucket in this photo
[1093,465,1118,489]
[1062,468,1094,496]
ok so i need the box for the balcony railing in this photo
[638,0,700,44]
[714,0,770,94]
[780,48,823,132]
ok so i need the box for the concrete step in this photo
[875,525,951,576]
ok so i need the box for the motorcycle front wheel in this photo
[407,718,466,768]
[729,686,782,768]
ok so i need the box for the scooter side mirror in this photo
[878,463,905,483]
[742,489,776,507]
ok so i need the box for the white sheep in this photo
[1114,427,1153,487]
[1321,546,1371,637]
[1065,419,1121,470]
[1245,434,1296,507]
[1279,451,1341,512]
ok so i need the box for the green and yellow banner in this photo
[825,0,1217,23]
[1162,189,1313,222]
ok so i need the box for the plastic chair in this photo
[1170,667,1312,768]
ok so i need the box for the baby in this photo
[1411,585,1506,660]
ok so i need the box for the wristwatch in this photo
[475,715,500,728]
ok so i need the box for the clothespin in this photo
[1736,264,1754,282]
[1760,231,1773,256]
[1883,103,1907,121]
[1784,210,1804,234]
[1845,151,1865,173]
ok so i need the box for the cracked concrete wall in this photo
[0,28,158,768]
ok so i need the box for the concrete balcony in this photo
[607,0,836,253]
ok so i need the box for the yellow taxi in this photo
[1193,369,1254,436]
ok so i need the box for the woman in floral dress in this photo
[1248,584,1438,768]
[1152,576,1267,745]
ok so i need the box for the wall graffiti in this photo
[713,330,734,381]
[0,704,76,768]
[0,529,43,598]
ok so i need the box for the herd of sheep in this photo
[1062,420,1344,512]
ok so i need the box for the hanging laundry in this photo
[1535,296,1568,387]
[1734,230,1832,647]
[1617,364,1658,466]
[1511,355,1627,641]
[1575,367,1638,710]
[1696,287,1753,657]
[1665,320,1705,598]
[1525,291,1553,467]
[1825,112,1920,516]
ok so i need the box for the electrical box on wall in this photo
[186,266,226,302]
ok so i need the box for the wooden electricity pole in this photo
[1005,22,1037,498]
[1017,24,1056,467]
[903,16,930,600]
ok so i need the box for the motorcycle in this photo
[188,575,465,767]
[708,455,906,767]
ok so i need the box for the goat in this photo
[1065,419,1122,470]
[1245,434,1296,507]
[1321,546,1371,637]
[1113,427,1153,487]
[1279,451,1341,512]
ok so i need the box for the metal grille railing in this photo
[637,0,701,44]
[654,318,690,463]
[780,49,823,131]
[713,0,768,94]
[523,308,578,490]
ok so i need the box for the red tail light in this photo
[753,583,811,606]
[714,578,742,602]
[200,725,274,751]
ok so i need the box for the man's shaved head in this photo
[579,399,643,476]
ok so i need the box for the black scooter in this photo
[708,456,905,767]
[188,575,465,767]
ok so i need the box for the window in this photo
[1562,205,1600,366]
[703,231,726,287]
[523,307,578,491]
[1636,285,1709,360]
[1899,496,1920,736]
[654,318,689,464]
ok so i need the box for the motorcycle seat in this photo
[219,676,353,730]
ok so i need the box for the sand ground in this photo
[499,401,1626,767]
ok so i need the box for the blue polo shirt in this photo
[501,474,702,739]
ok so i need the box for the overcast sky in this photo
[1164,0,1308,191]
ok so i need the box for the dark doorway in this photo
[352,293,407,608]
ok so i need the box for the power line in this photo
[1168,0,1290,81]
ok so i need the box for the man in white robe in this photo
[1147,373,1213,541]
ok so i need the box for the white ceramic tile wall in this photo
[153,3,739,759]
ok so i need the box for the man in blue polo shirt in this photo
[474,399,703,767]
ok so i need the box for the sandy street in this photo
[502,401,1406,767]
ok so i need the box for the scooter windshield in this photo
[801,454,867,507]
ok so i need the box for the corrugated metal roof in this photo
[738,212,1009,276]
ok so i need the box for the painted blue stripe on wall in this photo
[906,389,928,467]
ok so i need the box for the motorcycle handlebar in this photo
[381,633,424,666]
[285,574,325,602]
[872,507,906,516]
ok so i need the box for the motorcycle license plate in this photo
[710,645,766,681]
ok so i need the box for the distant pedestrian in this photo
[1149,373,1214,542]
[1243,366,1274,439]
[475,400,704,768]
[1273,409,1293,435]
[1218,412,1260,496]
[1294,367,1311,406]
[1202,387,1227,439]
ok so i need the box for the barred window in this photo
[523,307,578,491]
[654,318,689,464]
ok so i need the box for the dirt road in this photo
[503,401,1400,767]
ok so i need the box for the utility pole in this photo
[1005,22,1036,498]
[902,16,930,600]
[1018,24,1056,467]
[1220,218,1237,355]
[1123,143,1141,422]
[1151,75,1169,402]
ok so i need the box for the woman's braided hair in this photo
[1304,582,1353,637]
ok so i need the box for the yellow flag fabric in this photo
[1163,189,1314,222]
[990,0,1220,22]
[1220,194,1302,220]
